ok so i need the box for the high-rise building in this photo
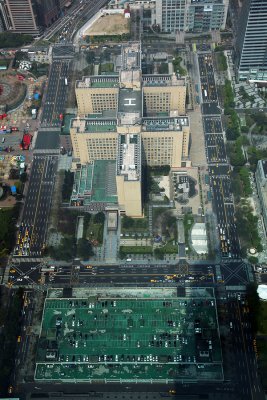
[234,0,267,82]
[4,0,40,34]
[154,0,228,33]
[0,0,8,31]
[186,0,228,32]
[3,0,69,34]
[71,42,190,217]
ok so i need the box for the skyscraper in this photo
[235,0,267,82]
[155,0,228,34]
[4,0,40,34]
[3,0,70,34]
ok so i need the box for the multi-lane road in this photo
[41,60,70,127]
[228,298,265,400]
[198,53,240,259]
[12,46,74,260]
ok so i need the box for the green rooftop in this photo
[85,123,117,133]
[35,288,223,383]
[91,80,119,88]
[71,160,117,205]
[61,114,76,135]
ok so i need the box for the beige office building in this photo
[71,42,190,217]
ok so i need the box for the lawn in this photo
[100,63,114,74]
[215,52,227,72]
[85,220,104,245]
[183,214,194,248]
[121,215,149,235]
[172,56,186,76]
[119,246,153,257]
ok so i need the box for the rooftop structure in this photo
[118,88,142,125]
[142,116,189,131]
[117,134,141,181]
[142,74,185,87]
[71,161,117,210]
[76,75,119,89]
[121,41,141,70]
[35,287,223,383]
[71,118,117,133]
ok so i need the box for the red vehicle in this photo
[11,127,19,131]
[17,74,25,81]
[0,113,7,120]
[20,133,32,150]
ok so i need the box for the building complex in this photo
[70,42,190,217]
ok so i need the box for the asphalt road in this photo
[198,52,240,259]
[228,298,265,400]
[7,261,216,287]
[13,155,58,258]
[41,60,70,127]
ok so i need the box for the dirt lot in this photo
[84,14,129,36]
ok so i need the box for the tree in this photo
[122,216,134,229]
[77,238,94,260]
[154,248,164,260]
[93,212,105,224]
[19,172,27,183]
[86,51,95,64]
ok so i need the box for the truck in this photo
[204,89,207,97]
[20,133,32,150]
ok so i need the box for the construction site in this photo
[35,287,223,383]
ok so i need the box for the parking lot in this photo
[35,287,223,383]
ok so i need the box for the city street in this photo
[198,52,240,259]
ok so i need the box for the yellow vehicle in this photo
[86,265,92,269]
[150,279,156,283]
[10,269,16,273]
[17,336,21,343]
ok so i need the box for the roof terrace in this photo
[142,74,186,87]
[71,118,117,133]
[142,117,189,132]
[76,75,119,88]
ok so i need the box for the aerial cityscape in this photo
[0,0,267,399]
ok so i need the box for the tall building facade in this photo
[71,42,190,217]
[234,0,267,82]
[3,0,69,34]
[154,0,228,33]
[0,0,8,31]
[4,0,39,34]
[186,0,228,32]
